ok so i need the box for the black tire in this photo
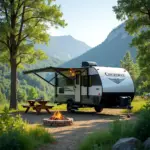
[94,105,103,113]
[67,101,73,113]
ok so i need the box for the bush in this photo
[0,107,55,150]
[109,119,136,139]
[79,131,114,150]
[80,100,150,150]
[28,127,55,147]
[134,101,150,141]
[0,129,34,150]
[79,120,138,150]
[0,107,26,132]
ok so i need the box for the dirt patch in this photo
[20,109,136,150]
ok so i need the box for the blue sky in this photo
[48,0,123,47]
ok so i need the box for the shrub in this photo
[79,131,114,150]
[79,120,137,150]
[28,127,55,148]
[0,107,55,150]
[0,106,26,132]
[0,129,34,150]
[134,101,150,141]
[109,119,136,139]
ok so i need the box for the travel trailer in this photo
[23,61,135,113]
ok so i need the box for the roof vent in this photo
[82,61,97,67]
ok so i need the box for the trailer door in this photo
[75,72,81,102]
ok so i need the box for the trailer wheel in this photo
[94,105,103,113]
[67,101,74,113]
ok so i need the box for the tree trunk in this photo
[9,57,17,109]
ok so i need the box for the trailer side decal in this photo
[108,78,125,84]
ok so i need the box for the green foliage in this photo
[109,119,136,138]
[79,120,137,150]
[113,0,150,78]
[28,127,55,147]
[28,87,38,100]
[79,131,113,150]
[120,51,139,81]
[0,129,35,150]
[0,0,67,109]
[0,107,26,132]
[80,99,150,150]
[134,101,150,141]
[17,89,27,102]
[0,90,6,103]
[0,62,54,103]
[0,107,55,150]
[0,0,67,67]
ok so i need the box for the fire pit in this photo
[43,111,73,127]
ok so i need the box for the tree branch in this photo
[17,1,26,47]
[23,16,57,24]
[17,19,41,45]
[142,0,150,20]
[2,0,10,24]
[16,52,29,58]
[0,39,8,47]
[15,0,25,16]
[16,57,22,66]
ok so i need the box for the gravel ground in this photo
[21,109,136,150]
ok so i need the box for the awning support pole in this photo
[34,73,55,87]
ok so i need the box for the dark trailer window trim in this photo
[81,74,102,86]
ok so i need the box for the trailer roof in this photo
[23,66,86,74]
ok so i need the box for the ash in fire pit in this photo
[43,111,73,127]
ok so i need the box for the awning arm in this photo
[49,76,55,83]
[34,73,55,87]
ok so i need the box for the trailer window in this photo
[58,77,74,86]
[90,75,102,86]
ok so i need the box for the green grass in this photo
[79,130,114,150]
[0,107,55,150]
[123,96,147,114]
[0,96,146,114]
[79,120,143,150]
[79,97,150,150]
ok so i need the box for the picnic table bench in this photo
[22,100,54,114]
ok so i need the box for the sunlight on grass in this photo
[0,96,147,114]
[131,100,146,113]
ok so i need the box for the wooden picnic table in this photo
[22,100,54,114]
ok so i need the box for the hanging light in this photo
[69,68,75,77]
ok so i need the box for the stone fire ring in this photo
[43,118,74,127]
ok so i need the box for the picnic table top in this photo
[27,100,49,102]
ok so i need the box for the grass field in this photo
[0,96,147,113]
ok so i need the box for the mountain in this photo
[61,23,137,68]
[28,57,63,69]
[35,35,91,61]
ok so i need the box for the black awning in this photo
[23,66,85,74]
[23,66,88,87]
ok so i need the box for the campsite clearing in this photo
[21,109,136,150]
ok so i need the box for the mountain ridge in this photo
[61,23,136,68]
[35,35,91,61]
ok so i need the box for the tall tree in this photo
[113,0,150,77]
[120,51,139,81]
[0,0,67,109]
